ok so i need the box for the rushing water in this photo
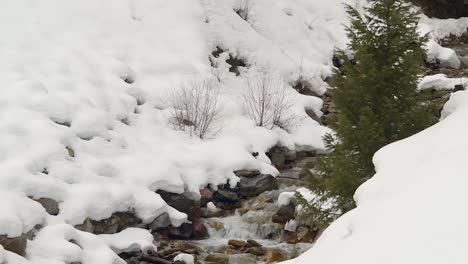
[190,157,316,263]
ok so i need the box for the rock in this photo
[238,174,279,198]
[213,190,239,203]
[205,253,229,264]
[245,247,266,256]
[192,222,209,240]
[266,249,287,263]
[75,218,95,233]
[266,146,296,170]
[85,212,142,234]
[246,239,262,248]
[200,188,213,207]
[229,253,257,264]
[234,170,261,178]
[35,197,59,215]
[0,234,28,256]
[282,230,298,244]
[454,84,466,92]
[213,190,240,209]
[228,239,248,249]
[305,109,322,124]
[149,212,171,231]
[157,191,195,215]
[271,204,295,224]
[167,223,193,240]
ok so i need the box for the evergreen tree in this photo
[298,0,438,226]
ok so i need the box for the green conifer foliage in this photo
[299,0,438,226]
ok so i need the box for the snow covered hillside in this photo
[0,0,352,262]
[1,0,466,263]
[283,17,468,264]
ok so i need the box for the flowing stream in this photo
[189,156,316,263]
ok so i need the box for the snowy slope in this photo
[283,18,468,264]
[0,0,353,262]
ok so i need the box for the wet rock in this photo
[245,247,266,256]
[213,190,240,210]
[271,204,295,224]
[246,240,262,248]
[0,234,28,256]
[282,230,299,244]
[167,223,193,240]
[238,174,279,198]
[149,212,171,231]
[228,239,248,249]
[234,170,261,178]
[282,225,319,244]
[266,146,296,170]
[200,188,213,207]
[35,197,59,215]
[192,222,209,240]
[265,249,287,263]
[205,253,229,264]
[229,253,257,264]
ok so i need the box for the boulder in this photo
[238,174,279,198]
[205,253,229,264]
[200,188,213,207]
[213,189,240,209]
[157,191,195,214]
[192,222,209,240]
[35,197,60,215]
[266,146,296,169]
[271,204,295,224]
[0,234,28,256]
[148,212,171,231]
[234,170,261,178]
[228,239,248,249]
[246,239,262,247]
[244,247,266,256]
[265,249,287,263]
[167,223,193,240]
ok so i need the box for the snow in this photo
[426,39,461,69]
[282,16,468,264]
[174,253,195,264]
[277,192,295,207]
[0,0,465,262]
[284,220,298,232]
[418,74,468,91]
[0,0,350,261]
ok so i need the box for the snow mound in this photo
[418,74,468,90]
[0,0,349,261]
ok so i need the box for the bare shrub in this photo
[168,77,223,139]
[235,0,252,21]
[241,74,296,130]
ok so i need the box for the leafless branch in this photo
[168,77,223,139]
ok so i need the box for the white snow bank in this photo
[27,225,153,264]
[418,74,468,90]
[426,40,461,69]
